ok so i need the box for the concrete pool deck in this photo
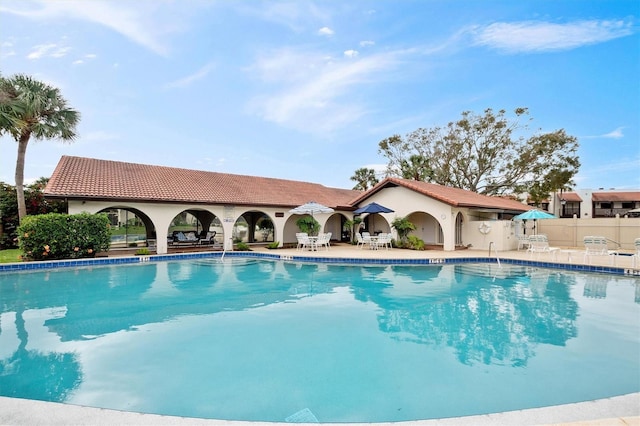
[1,245,638,425]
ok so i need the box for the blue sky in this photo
[1,0,638,191]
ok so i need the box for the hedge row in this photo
[17,213,112,261]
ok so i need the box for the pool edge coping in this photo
[0,393,638,425]
[1,250,638,276]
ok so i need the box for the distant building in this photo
[550,189,640,218]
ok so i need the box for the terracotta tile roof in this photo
[44,156,361,209]
[350,177,530,212]
[592,191,640,202]
[558,192,583,202]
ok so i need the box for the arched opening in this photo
[167,209,223,249]
[406,211,444,247]
[455,212,464,246]
[359,213,392,235]
[100,207,155,250]
[233,211,275,244]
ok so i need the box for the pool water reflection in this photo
[0,259,638,422]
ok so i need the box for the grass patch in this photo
[0,249,22,263]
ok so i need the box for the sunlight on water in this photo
[0,259,638,422]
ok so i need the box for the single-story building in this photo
[44,156,531,254]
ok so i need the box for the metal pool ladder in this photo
[488,241,501,268]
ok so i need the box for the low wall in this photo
[537,216,640,250]
[466,220,517,251]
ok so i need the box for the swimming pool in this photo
[0,258,638,423]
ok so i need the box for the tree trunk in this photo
[15,131,30,223]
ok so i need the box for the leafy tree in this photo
[0,74,80,222]
[400,154,433,181]
[350,167,379,190]
[0,178,67,249]
[378,108,580,196]
[0,73,25,133]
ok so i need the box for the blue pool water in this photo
[0,259,638,423]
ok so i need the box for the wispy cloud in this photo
[581,127,626,139]
[0,0,183,56]
[344,50,359,58]
[164,63,217,89]
[248,48,398,133]
[27,43,70,59]
[601,127,625,139]
[1,40,16,58]
[470,20,633,53]
[242,2,330,33]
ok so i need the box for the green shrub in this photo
[267,241,280,249]
[135,247,150,256]
[296,216,320,235]
[235,242,251,251]
[407,235,425,250]
[18,212,111,261]
[391,217,416,244]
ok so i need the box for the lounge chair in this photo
[516,235,530,251]
[527,234,560,260]
[583,236,617,265]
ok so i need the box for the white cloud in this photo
[242,2,330,33]
[0,0,187,56]
[471,20,633,53]
[1,41,16,58]
[164,62,217,89]
[26,42,71,59]
[344,50,359,58]
[581,127,626,139]
[359,40,375,47]
[601,127,624,139]
[248,49,398,133]
[318,26,334,36]
[27,43,56,59]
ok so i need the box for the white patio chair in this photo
[361,232,372,249]
[527,234,559,260]
[375,233,392,250]
[583,236,617,265]
[296,233,310,251]
[313,233,330,251]
[633,238,640,268]
[355,232,365,248]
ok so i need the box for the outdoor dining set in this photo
[295,232,332,251]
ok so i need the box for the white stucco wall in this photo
[68,200,348,254]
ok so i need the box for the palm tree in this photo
[0,74,25,135]
[350,167,379,191]
[0,74,80,222]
